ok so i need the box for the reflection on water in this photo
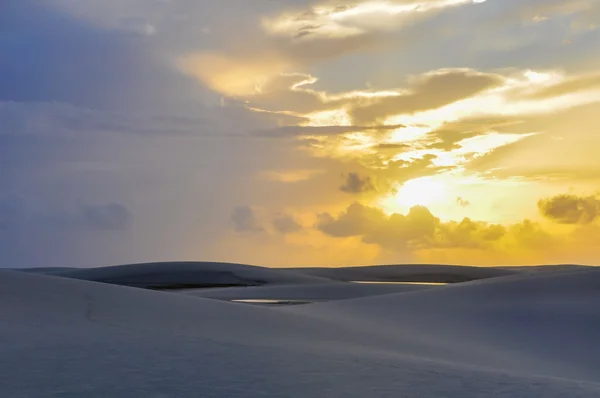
[350,281,447,286]
[231,299,312,305]
[229,282,447,305]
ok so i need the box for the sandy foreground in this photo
[1,262,599,397]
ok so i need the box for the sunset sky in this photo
[2,0,600,268]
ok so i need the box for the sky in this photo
[1,0,600,268]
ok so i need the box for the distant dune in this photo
[288,263,517,283]
[17,262,530,289]
[184,281,431,302]
[2,262,600,397]
[26,261,331,289]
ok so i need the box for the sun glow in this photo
[382,176,449,212]
[304,109,352,127]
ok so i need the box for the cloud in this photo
[272,214,303,234]
[316,202,534,252]
[435,218,506,249]
[538,194,600,224]
[456,197,470,207]
[506,219,556,250]
[177,37,382,99]
[242,69,544,176]
[340,173,376,194]
[0,0,210,113]
[262,0,483,42]
[519,71,600,100]
[259,169,324,183]
[375,143,410,150]
[0,102,214,138]
[3,0,600,270]
[178,52,293,97]
[317,190,600,258]
[463,133,542,174]
[316,203,387,238]
[382,70,600,133]
[81,203,133,230]
[255,124,404,138]
[511,0,600,25]
[0,194,132,231]
[385,154,449,183]
[231,208,303,236]
[423,117,521,151]
[349,69,505,124]
[316,203,441,250]
[231,206,264,233]
[209,66,600,185]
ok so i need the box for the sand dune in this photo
[37,261,330,289]
[14,266,76,274]
[2,264,600,397]
[184,281,431,302]
[289,263,517,283]
[17,262,535,288]
[290,267,600,383]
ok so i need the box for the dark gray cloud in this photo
[0,194,133,231]
[0,102,212,138]
[272,214,302,234]
[538,194,600,224]
[0,197,137,268]
[340,173,375,194]
[81,203,133,230]
[231,206,263,233]
[0,192,133,233]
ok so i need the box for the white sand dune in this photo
[2,264,600,397]
[289,267,600,383]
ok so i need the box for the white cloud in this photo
[262,0,486,40]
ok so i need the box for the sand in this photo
[2,262,599,397]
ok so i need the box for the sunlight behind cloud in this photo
[376,171,540,224]
[262,0,487,40]
[178,53,292,96]
[303,109,353,127]
[388,125,432,143]
[385,69,600,129]
[388,176,449,209]
[259,169,325,183]
[440,132,538,165]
